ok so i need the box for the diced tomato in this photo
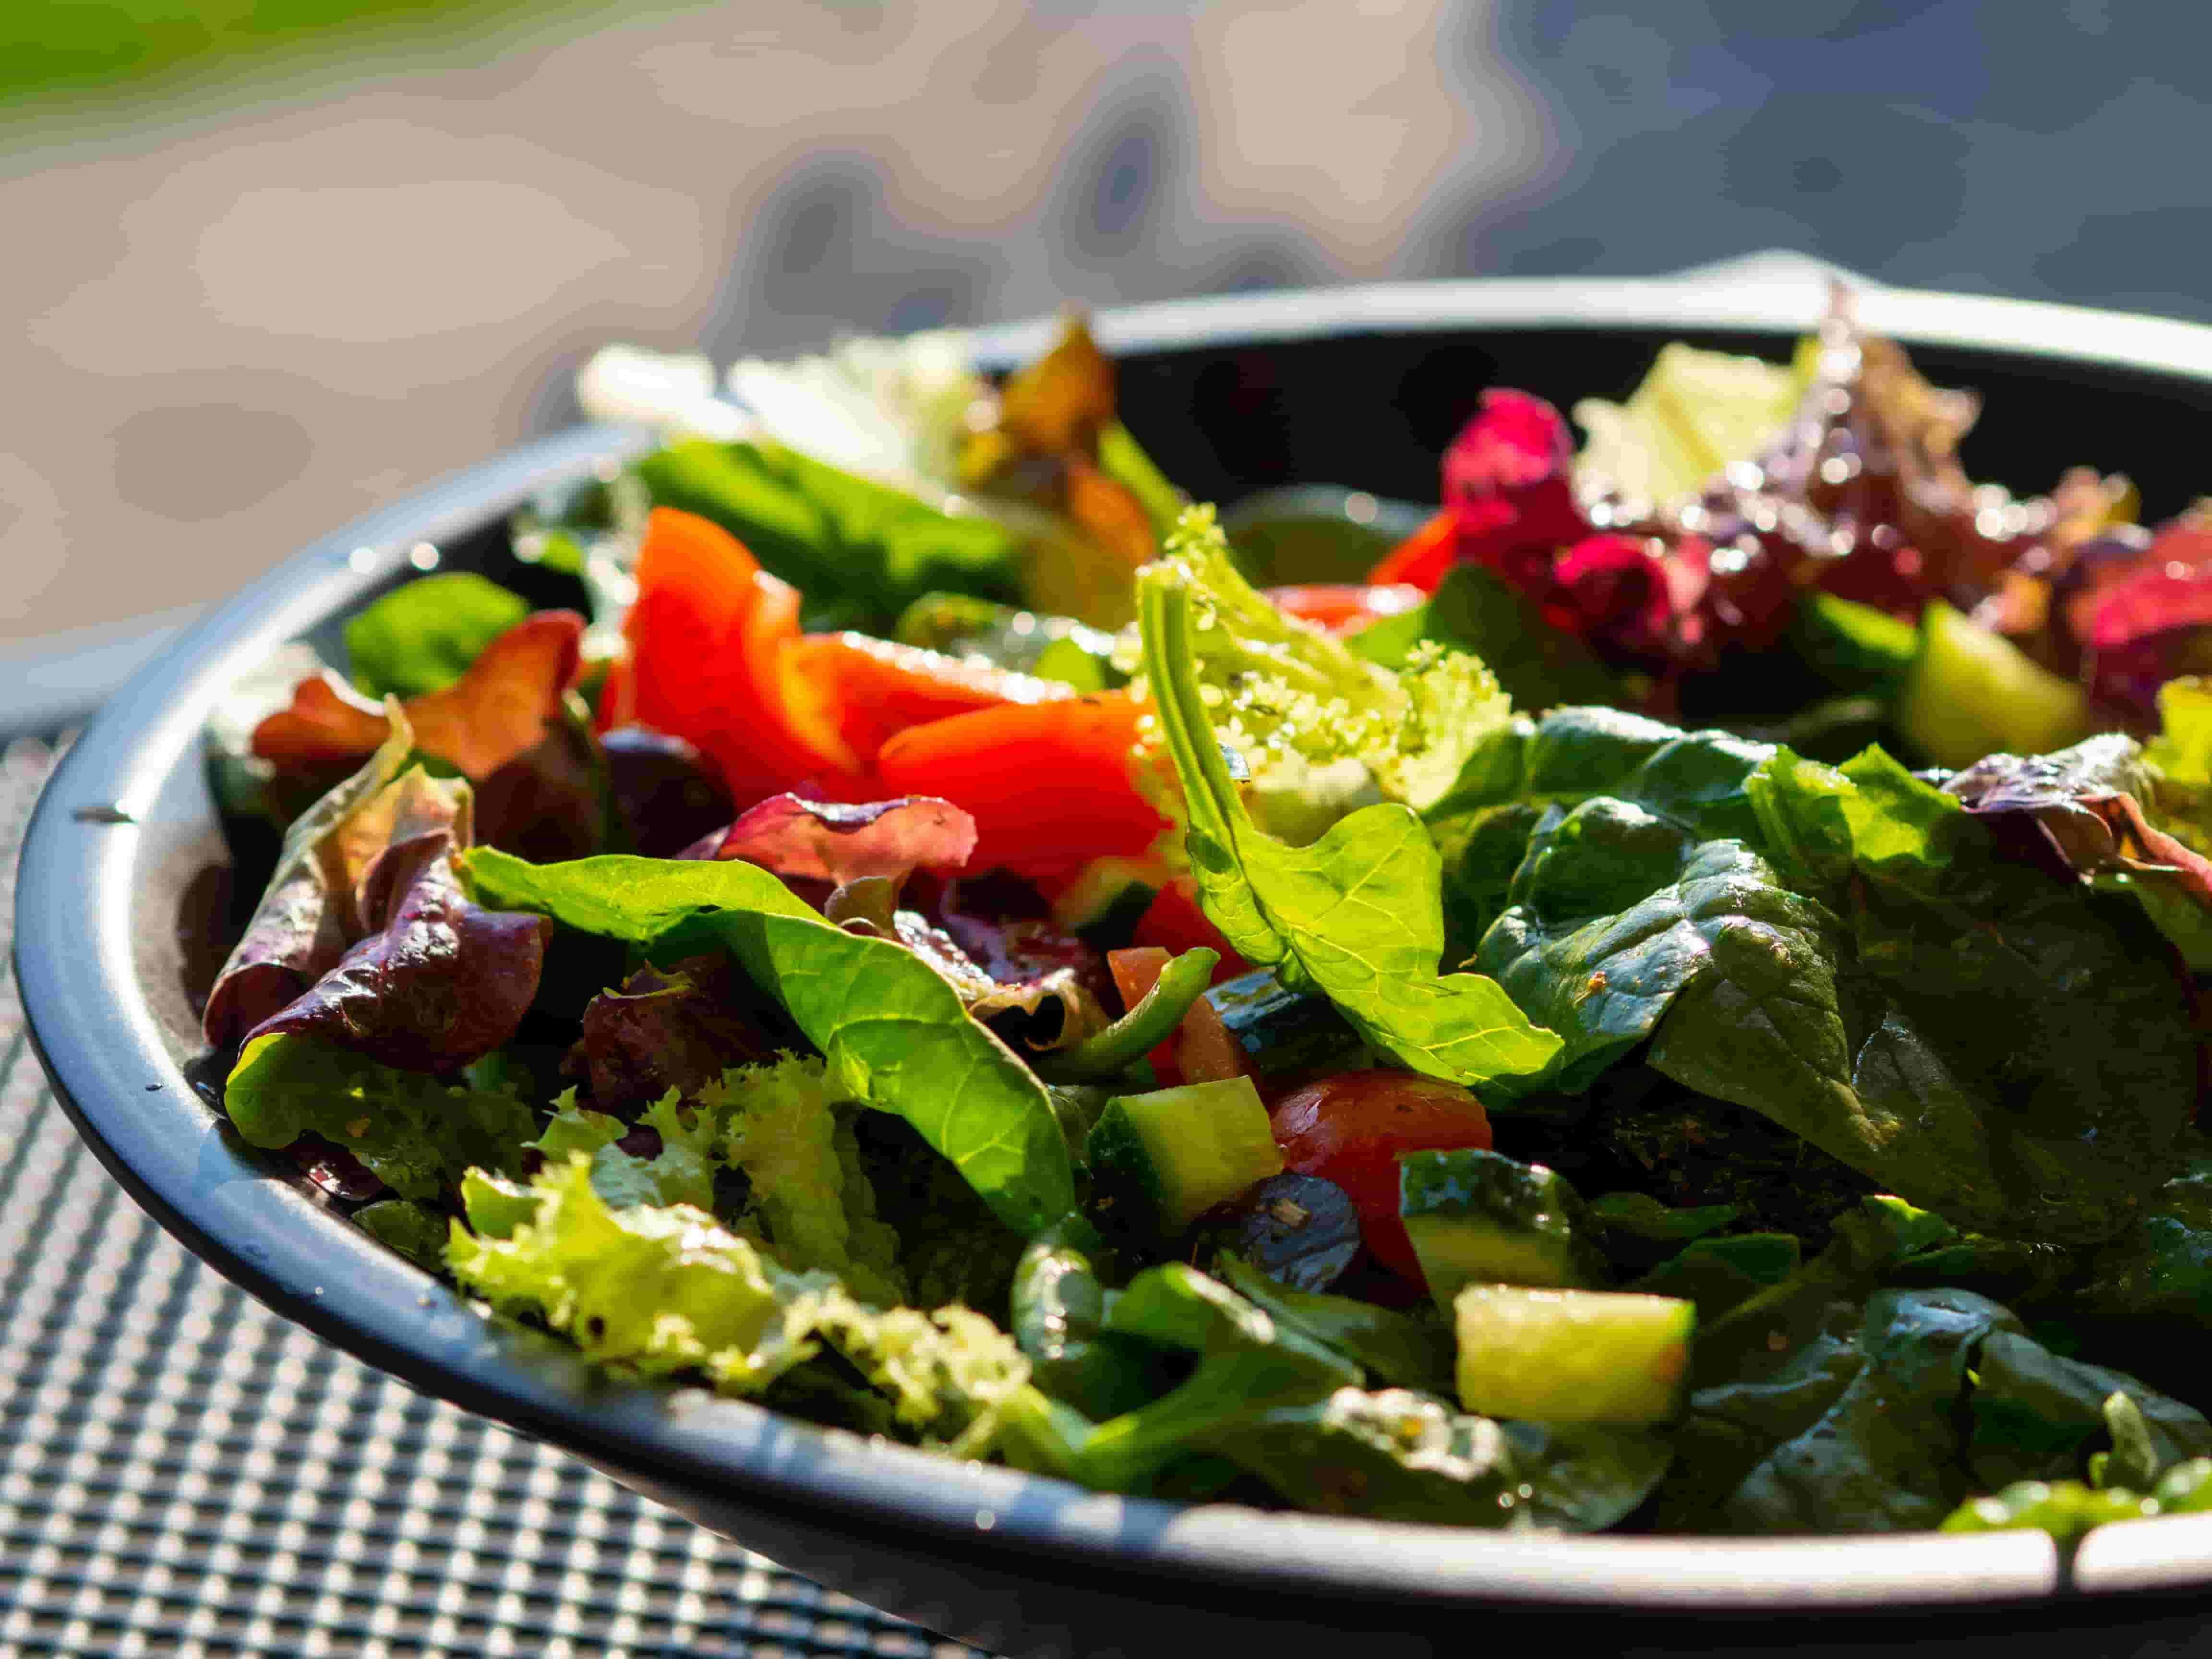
[1268,1070,1492,1283]
[1130,878,1250,984]
[875,691,1168,879]
[1108,946,1251,1087]
[789,632,1074,768]
[1266,583,1424,637]
[1368,509,1460,591]
[625,508,864,800]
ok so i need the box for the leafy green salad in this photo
[198,295,2212,1544]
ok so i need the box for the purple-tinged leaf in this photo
[601,726,735,857]
[564,956,775,1116]
[240,829,552,1073]
[687,792,977,885]
[204,713,461,1047]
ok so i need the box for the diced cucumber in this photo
[1086,1077,1284,1235]
[1454,1285,1695,1424]
[1206,969,1367,1079]
[1399,1147,1604,1310]
[1898,600,2094,769]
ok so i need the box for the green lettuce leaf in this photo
[698,1054,906,1307]
[1153,505,1512,816]
[457,850,1076,1234]
[447,1154,1081,1470]
[1137,555,1563,1090]
[344,571,530,700]
[636,439,1022,634]
[223,1032,536,1201]
[1572,339,1814,513]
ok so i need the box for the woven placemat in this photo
[0,735,983,1659]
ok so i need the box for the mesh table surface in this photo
[0,735,985,1659]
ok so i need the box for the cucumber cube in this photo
[1899,600,2093,769]
[1086,1076,1284,1235]
[1399,1147,1604,1310]
[1454,1284,1694,1424]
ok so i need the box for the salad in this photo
[198,292,2212,1543]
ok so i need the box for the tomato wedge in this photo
[789,631,1074,769]
[875,691,1167,879]
[1268,1070,1493,1282]
[625,508,863,800]
[1368,508,1460,591]
[1265,583,1424,638]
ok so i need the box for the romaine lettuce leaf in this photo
[1137,554,1563,1090]
[457,850,1077,1234]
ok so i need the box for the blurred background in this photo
[5,0,2208,655]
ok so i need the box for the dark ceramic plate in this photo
[22,275,2212,1659]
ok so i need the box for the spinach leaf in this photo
[1719,1287,2015,1533]
[1215,1252,1457,1397]
[1216,1389,1672,1530]
[1695,745,2200,1244]
[636,439,1022,634]
[1011,1215,1174,1421]
[1352,562,1620,711]
[458,850,1077,1234]
[1966,1330,2212,1493]
[344,572,529,700]
[1137,561,1563,1089]
[1075,1262,1670,1527]
[1475,816,1827,1092]
[1425,706,1772,958]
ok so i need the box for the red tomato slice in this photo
[875,692,1168,879]
[1368,508,1460,591]
[1130,878,1250,984]
[625,508,864,801]
[1108,946,1251,1087]
[1268,1070,1492,1283]
[1266,583,1424,637]
[790,632,1074,768]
